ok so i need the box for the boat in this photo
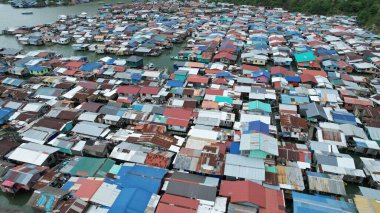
[148,63,155,70]
[170,56,188,61]
[21,11,33,15]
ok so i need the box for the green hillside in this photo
[213,0,380,34]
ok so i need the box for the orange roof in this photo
[187,62,205,68]
[344,97,373,106]
[201,100,219,109]
[187,75,209,84]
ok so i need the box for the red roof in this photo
[300,74,317,83]
[270,66,295,76]
[156,194,199,213]
[116,85,140,95]
[205,69,224,74]
[74,179,103,200]
[205,88,224,96]
[65,61,86,69]
[220,180,265,207]
[187,75,209,84]
[166,118,189,127]
[113,66,126,72]
[242,64,260,71]
[164,107,193,120]
[140,86,160,95]
[212,78,228,85]
[213,52,235,60]
[302,69,327,77]
[219,181,285,213]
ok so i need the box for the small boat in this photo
[148,63,155,70]
[22,11,33,15]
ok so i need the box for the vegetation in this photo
[213,0,380,34]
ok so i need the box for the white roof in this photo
[366,126,380,141]
[240,113,271,124]
[62,86,83,99]
[78,112,100,122]
[224,154,265,181]
[7,143,58,165]
[240,133,278,156]
[22,102,45,112]
[90,183,121,207]
[110,142,151,164]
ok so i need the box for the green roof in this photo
[330,78,344,86]
[249,150,268,158]
[294,51,315,63]
[69,157,115,177]
[215,96,233,104]
[109,164,122,175]
[248,100,271,113]
[265,166,278,173]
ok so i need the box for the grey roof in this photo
[151,106,165,115]
[98,105,120,115]
[0,48,22,56]
[224,154,265,181]
[299,102,328,120]
[71,121,109,137]
[126,55,143,62]
[14,56,34,65]
[359,186,380,201]
[307,172,346,196]
[166,181,217,202]
[166,172,218,202]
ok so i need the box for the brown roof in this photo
[79,102,103,112]
[362,107,380,119]
[55,82,74,90]
[57,110,80,120]
[15,111,39,122]
[280,115,308,130]
[0,139,19,157]
[34,118,68,131]
[134,132,177,149]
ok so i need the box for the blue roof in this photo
[292,192,357,213]
[216,72,234,78]
[0,107,14,121]
[106,58,115,65]
[229,142,241,154]
[252,70,270,78]
[244,120,269,134]
[317,49,336,55]
[285,76,301,82]
[332,111,357,126]
[28,65,45,72]
[109,188,152,213]
[105,165,166,194]
[281,94,310,105]
[132,104,143,111]
[131,73,142,81]
[80,62,103,72]
[167,80,184,87]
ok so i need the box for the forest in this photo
[213,0,380,34]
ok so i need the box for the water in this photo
[0,190,33,212]
[0,0,186,71]
[0,1,184,210]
